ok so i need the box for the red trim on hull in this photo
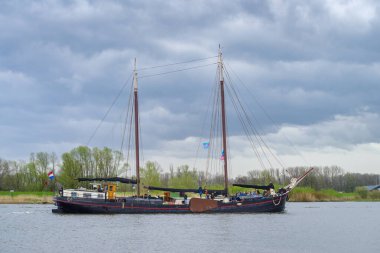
[56,199,191,211]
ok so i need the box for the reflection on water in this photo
[0,202,379,253]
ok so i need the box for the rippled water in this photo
[0,202,379,253]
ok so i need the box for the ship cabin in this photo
[62,182,117,201]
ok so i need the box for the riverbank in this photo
[289,187,380,202]
[0,192,54,204]
[1,189,379,204]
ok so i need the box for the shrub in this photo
[368,190,380,200]
[355,187,368,199]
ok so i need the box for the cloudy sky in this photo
[1,0,380,175]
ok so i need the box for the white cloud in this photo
[325,0,376,33]
[0,70,37,101]
[29,1,124,22]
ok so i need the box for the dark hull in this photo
[53,194,287,214]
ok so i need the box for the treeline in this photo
[0,152,58,191]
[1,146,379,193]
[0,146,124,191]
[234,166,380,193]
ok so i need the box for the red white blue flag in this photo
[48,171,55,180]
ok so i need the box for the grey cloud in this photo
[1,0,380,173]
[268,110,380,151]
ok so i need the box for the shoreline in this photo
[0,195,54,204]
[1,194,379,204]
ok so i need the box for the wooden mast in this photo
[133,58,140,197]
[218,46,228,194]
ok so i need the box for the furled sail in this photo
[144,186,226,195]
[232,183,274,190]
[77,177,137,184]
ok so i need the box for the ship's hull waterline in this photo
[53,194,287,214]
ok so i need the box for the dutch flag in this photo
[48,171,55,180]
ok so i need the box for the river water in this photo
[0,202,379,253]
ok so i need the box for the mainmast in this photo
[218,46,229,194]
[133,58,140,196]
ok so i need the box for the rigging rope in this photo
[139,107,145,168]
[192,66,219,181]
[225,83,268,170]
[139,63,217,79]
[138,56,217,71]
[225,72,280,169]
[225,62,310,167]
[204,68,220,184]
[125,96,134,178]
[207,74,222,185]
[224,65,287,170]
[86,73,133,146]
[118,82,134,173]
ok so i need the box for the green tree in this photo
[169,165,198,189]
[58,146,122,188]
[59,152,82,188]
[141,161,161,187]
[73,146,93,177]
[35,152,49,175]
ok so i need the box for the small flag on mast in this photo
[220,150,225,160]
[202,141,210,149]
[48,171,55,180]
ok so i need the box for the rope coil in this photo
[272,196,282,206]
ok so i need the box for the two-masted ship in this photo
[53,47,313,214]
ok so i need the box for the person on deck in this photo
[205,188,209,199]
[59,186,63,196]
[183,194,188,204]
[268,182,276,196]
[198,187,203,198]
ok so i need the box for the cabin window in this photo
[71,192,77,197]
[109,186,113,191]
[98,194,103,198]
[83,193,92,198]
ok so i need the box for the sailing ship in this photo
[53,47,313,214]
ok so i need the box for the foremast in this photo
[133,58,141,196]
[218,46,229,195]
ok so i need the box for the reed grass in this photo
[288,187,373,202]
[0,191,54,196]
[0,194,53,204]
